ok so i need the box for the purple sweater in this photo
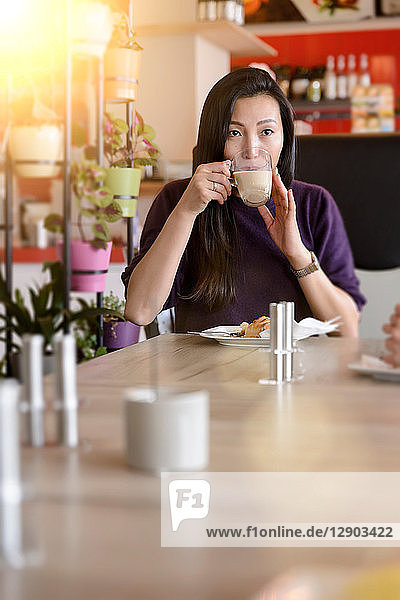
[122,178,366,332]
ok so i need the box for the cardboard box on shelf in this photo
[351,84,395,132]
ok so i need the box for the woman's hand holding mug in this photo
[179,160,232,216]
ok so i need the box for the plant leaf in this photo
[92,222,108,241]
[101,201,123,222]
[90,238,108,250]
[44,213,64,233]
[71,306,124,322]
[94,346,108,357]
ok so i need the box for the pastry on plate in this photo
[231,316,270,338]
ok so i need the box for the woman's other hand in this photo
[382,303,400,367]
[178,160,232,216]
[258,168,310,268]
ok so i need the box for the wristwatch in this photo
[290,251,320,279]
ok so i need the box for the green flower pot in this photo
[105,167,141,217]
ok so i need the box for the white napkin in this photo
[259,316,340,341]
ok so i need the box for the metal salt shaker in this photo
[55,334,79,447]
[21,334,45,447]
[269,302,285,382]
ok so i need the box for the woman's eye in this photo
[228,129,241,137]
[261,128,273,136]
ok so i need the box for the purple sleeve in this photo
[301,183,366,311]
[121,179,189,309]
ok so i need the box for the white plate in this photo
[348,362,400,382]
[191,317,339,348]
[194,326,270,348]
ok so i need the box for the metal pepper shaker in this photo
[283,301,294,382]
[269,302,285,382]
[55,334,79,447]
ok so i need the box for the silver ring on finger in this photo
[211,181,217,192]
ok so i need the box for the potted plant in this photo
[0,261,121,377]
[102,291,140,351]
[72,1,113,58]
[103,111,161,217]
[44,160,122,292]
[8,89,63,178]
[104,11,143,103]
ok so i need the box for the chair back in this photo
[295,133,400,270]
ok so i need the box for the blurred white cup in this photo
[123,387,209,473]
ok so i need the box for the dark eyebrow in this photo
[257,119,277,125]
[229,119,277,126]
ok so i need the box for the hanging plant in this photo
[104,11,143,103]
[8,83,63,178]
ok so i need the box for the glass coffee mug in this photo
[231,147,272,207]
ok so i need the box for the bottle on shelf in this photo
[307,66,325,103]
[235,0,245,26]
[347,54,358,98]
[324,55,337,101]
[336,54,347,100]
[197,0,217,21]
[290,66,311,101]
[273,64,291,98]
[358,53,371,87]
[198,0,207,20]
[216,0,237,21]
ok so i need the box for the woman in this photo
[122,68,365,336]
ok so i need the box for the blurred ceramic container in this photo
[124,387,209,473]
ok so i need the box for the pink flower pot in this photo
[57,240,112,292]
[103,321,140,350]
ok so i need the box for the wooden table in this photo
[2,335,400,600]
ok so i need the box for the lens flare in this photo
[0,0,65,77]
[0,0,26,29]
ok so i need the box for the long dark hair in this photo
[186,67,295,311]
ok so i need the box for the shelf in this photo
[292,99,351,118]
[245,16,400,36]
[0,247,125,264]
[135,19,277,57]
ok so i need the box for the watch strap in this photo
[290,251,319,278]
